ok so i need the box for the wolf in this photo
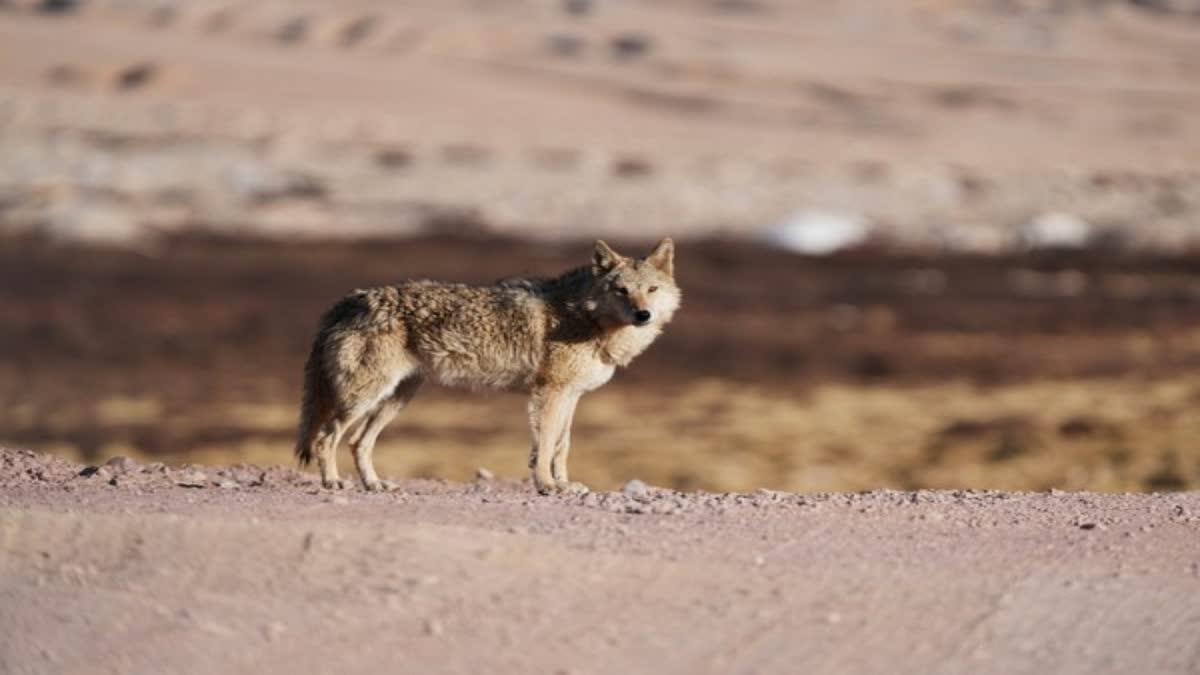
[294,238,680,494]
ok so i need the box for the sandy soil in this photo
[2,446,1198,675]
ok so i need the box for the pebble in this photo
[80,466,112,481]
[622,479,649,499]
[424,618,444,637]
[475,467,495,481]
[175,471,208,488]
[218,481,239,490]
[104,456,138,474]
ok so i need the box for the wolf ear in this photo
[593,240,622,274]
[646,238,674,277]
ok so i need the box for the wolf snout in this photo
[634,309,652,325]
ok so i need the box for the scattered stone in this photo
[611,33,652,60]
[1078,522,1100,530]
[218,481,239,490]
[79,465,109,480]
[475,467,495,481]
[424,618,444,637]
[374,147,413,170]
[176,471,208,488]
[114,63,157,91]
[622,479,650,499]
[611,156,654,179]
[339,15,377,47]
[105,456,138,474]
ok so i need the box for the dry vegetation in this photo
[3,235,1199,493]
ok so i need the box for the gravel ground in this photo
[2,446,1199,675]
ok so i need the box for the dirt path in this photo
[2,447,1198,674]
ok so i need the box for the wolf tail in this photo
[294,339,330,466]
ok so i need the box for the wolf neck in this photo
[541,266,660,367]
[599,324,661,367]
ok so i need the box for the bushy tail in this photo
[295,340,330,466]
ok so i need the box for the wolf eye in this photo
[648,286,659,293]
[615,286,629,296]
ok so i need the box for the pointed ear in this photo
[593,240,622,274]
[645,238,674,277]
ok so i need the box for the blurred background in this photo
[2,0,1200,492]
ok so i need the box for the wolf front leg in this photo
[551,397,587,493]
[528,387,582,495]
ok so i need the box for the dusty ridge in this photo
[2,447,1199,675]
[2,1,1200,247]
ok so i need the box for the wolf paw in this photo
[322,478,352,490]
[536,480,589,496]
[363,479,397,492]
[556,480,590,495]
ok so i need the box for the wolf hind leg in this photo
[351,373,424,491]
[315,371,402,489]
[313,416,356,489]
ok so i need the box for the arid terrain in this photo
[2,1,1200,672]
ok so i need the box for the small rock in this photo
[1078,522,1100,531]
[218,481,239,490]
[79,466,110,479]
[105,456,138,474]
[622,479,650,499]
[176,471,208,488]
[475,467,495,481]
[142,462,166,474]
[114,63,156,90]
[611,33,652,60]
[424,618,444,637]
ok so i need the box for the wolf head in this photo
[588,238,680,329]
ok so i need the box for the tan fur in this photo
[295,239,680,494]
